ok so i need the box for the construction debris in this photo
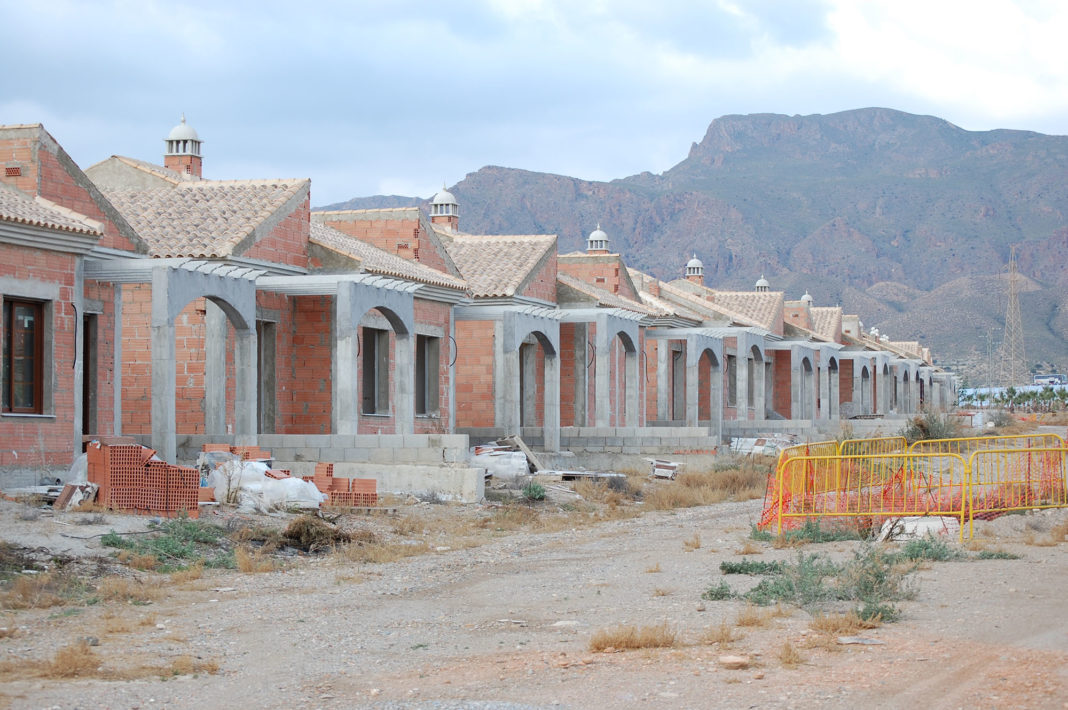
[729,436,796,457]
[647,459,683,480]
[53,483,99,511]
[86,442,200,518]
[497,435,545,472]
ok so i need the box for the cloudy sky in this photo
[4,0,1067,206]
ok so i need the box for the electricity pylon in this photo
[998,245,1026,387]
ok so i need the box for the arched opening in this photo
[800,356,815,419]
[827,357,840,418]
[748,344,764,417]
[356,305,412,433]
[697,349,719,422]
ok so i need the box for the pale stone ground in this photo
[0,495,1066,710]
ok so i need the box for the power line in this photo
[998,245,1027,387]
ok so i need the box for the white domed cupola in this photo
[755,274,770,292]
[800,290,813,303]
[163,114,203,177]
[587,223,609,253]
[685,253,704,284]
[430,184,459,232]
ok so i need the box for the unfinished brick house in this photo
[0,124,146,481]
[1,118,955,495]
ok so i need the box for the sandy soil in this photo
[0,495,1066,710]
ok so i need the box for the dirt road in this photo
[1,499,1066,709]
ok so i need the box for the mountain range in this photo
[319,108,1068,382]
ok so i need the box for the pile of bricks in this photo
[87,442,200,518]
[303,463,378,507]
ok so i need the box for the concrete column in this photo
[150,271,177,463]
[684,344,699,427]
[752,352,766,421]
[572,323,588,426]
[333,289,358,435]
[544,353,560,451]
[520,343,537,427]
[494,321,520,432]
[852,362,863,416]
[656,340,670,421]
[595,338,611,428]
[829,365,840,419]
[736,348,750,421]
[910,375,921,414]
[394,333,414,434]
[818,358,831,421]
[72,258,85,451]
[233,326,257,445]
[790,348,803,421]
[624,349,639,426]
[204,300,227,435]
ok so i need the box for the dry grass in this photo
[735,540,763,555]
[391,514,423,536]
[652,587,672,597]
[683,532,702,551]
[96,576,161,604]
[116,550,160,571]
[1022,529,1063,547]
[235,546,276,574]
[644,461,769,511]
[778,640,804,668]
[336,540,431,564]
[699,622,738,646]
[47,641,99,678]
[645,561,661,573]
[1,574,65,610]
[809,610,880,635]
[169,560,204,583]
[0,644,221,683]
[735,604,771,628]
[98,613,132,635]
[588,623,677,652]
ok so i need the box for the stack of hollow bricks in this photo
[304,463,378,507]
[87,442,200,518]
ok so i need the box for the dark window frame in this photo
[3,298,45,414]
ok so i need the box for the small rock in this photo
[696,602,706,612]
[368,688,381,697]
[602,646,616,654]
[753,672,765,680]
[718,654,750,670]
[81,636,99,647]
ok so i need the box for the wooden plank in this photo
[500,435,545,472]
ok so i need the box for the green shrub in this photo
[701,581,734,601]
[897,536,964,562]
[720,559,786,575]
[521,481,546,502]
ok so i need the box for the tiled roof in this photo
[0,184,102,236]
[103,179,309,257]
[444,234,556,298]
[315,207,422,221]
[626,269,706,322]
[112,156,199,184]
[810,306,842,342]
[310,222,465,290]
[557,273,655,315]
[658,279,782,330]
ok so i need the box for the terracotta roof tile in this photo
[0,184,103,236]
[103,179,308,258]
[112,156,199,184]
[310,222,465,290]
[557,273,655,315]
[444,234,556,298]
[810,306,842,342]
[657,279,782,330]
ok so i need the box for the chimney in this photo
[163,114,203,178]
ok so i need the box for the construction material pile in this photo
[87,441,200,518]
[304,463,378,507]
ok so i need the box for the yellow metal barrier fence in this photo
[909,433,1065,456]
[966,447,1068,537]
[838,436,907,457]
[762,434,1068,540]
[769,453,969,538]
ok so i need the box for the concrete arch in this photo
[334,280,416,436]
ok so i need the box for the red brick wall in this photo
[317,215,453,274]
[772,351,791,416]
[697,350,714,421]
[243,194,310,269]
[560,323,579,427]
[644,338,659,422]
[839,360,854,405]
[455,320,494,428]
[519,252,558,303]
[0,130,139,253]
[119,284,152,434]
[279,295,333,434]
[558,257,636,299]
[0,244,78,468]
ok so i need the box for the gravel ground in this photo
[1,495,1066,710]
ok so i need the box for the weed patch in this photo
[589,623,677,652]
[102,519,232,571]
[720,559,785,575]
